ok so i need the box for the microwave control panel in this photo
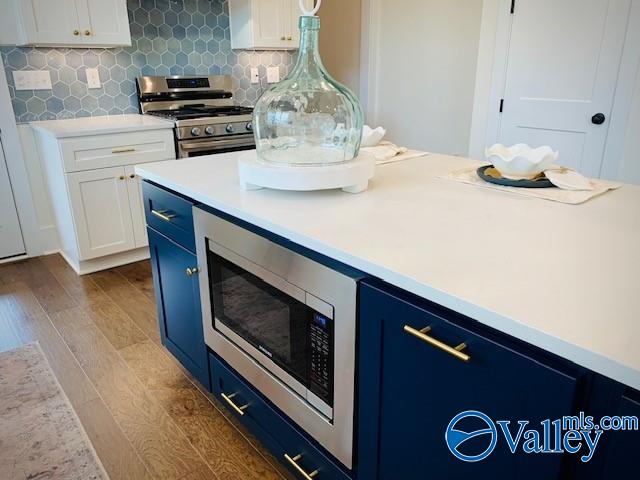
[308,312,333,405]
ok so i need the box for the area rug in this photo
[0,343,108,480]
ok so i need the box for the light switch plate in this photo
[250,67,260,84]
[12,70,52,90]
[85,68,101,89]
[266,66,280,83]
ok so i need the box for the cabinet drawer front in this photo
[360,282,586,480]
[60,130,174,172]
[210,355,351,480]
[143,181,195,252]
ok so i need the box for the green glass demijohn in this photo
[253,13,364,166]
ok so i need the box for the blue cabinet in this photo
[144,180,210,391]
[358,281,588,480]
[210,354,351,480]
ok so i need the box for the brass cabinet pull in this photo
[73,30,80,36]
[118,175,125,180]
[185,267,199,277]
[403,325,471,362]
[129,173,136,179]
[287,36,292,40]
[84,30,91,36]
[112,147,136,153]
[281,36,286,40]
[150,209,176,222]
[221,392,248,416]
[284,453,318,480]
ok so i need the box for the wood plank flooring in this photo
[0,254,292,480]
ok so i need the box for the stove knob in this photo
[190,127,201,136]
[204,126,214,135]
[246,122,253,132]
[225,124,235,133]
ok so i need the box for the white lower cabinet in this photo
[32,124,175,274]
[67,166,137,260]
[125,165,148,249]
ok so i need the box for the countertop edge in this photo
[135,166,640,392]
[30,118,175,138]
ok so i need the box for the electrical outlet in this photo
[266,66,280,83]
[12,70,52,90]
[250,67,260,84]
[85,68,101,89]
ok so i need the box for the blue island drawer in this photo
[143,181,195,252]
[210,354,351,480]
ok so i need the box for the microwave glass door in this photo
[209,252,333,405]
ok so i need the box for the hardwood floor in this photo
[0,254,292,480]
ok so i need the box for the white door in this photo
[254,0,286,48]
[67,166,135,260]
[19,0,80,45]
[498,0,631,176]
[76,0,131,46]
[124,166,148,248]
[0,139,25,260]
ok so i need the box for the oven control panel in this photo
[309,312,333,405]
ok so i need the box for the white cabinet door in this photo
[75,0,131,46]
[18,0,81,45]
[284,0,313,46]
[0,140,25,260]
[253,0,286,48]
[124,166,148,249]
[498,0,631,176]
[67,166,135,260]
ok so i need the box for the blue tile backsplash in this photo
[0,0,296,122]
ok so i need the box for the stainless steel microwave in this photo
[194,207,360,468]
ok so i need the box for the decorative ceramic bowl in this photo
[485,143,558,180]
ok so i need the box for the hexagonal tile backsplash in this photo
[0,0,297,123]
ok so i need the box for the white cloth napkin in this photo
[361,141,429,164]
[544,166,594,191]
[443,165,621,205]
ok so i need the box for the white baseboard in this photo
[60,247,151,276]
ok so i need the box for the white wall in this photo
[366,0,483,155]
[318,0,362,95]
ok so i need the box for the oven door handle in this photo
[179,136,254,151]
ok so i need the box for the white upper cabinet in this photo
[15,0,131,47]
[229,0,313,50]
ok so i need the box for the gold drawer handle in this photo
[73,30,80,36]
[287,36,292,40]
[150,209,176,222]
[403,325,470,362]
[284,453,318,480]
[84,30,91,36]
[221,392,248,416]
[112,147,136,153]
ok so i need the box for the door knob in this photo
[591,113,606,125]
[186,267,199,277]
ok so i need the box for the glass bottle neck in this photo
[293,16,325,76]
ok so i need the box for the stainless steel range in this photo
[136,75,255,158]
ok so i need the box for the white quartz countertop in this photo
[136,152,640,390]
[30,114,174,138]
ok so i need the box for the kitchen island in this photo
[136,151,640,388]
[136,151,640,480]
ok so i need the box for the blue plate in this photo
[477,165,555,188]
